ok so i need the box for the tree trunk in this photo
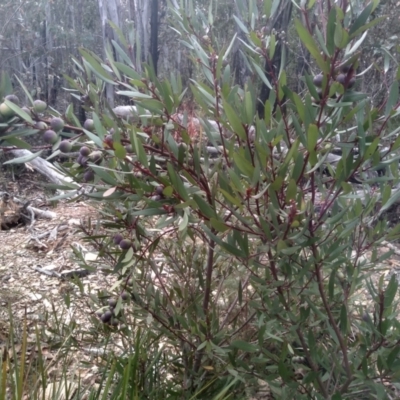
[257,0,293,117]
[150,0,159,75]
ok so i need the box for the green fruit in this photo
[59,140,72,153]
[0,103,15,118]
[89,151,102,164]
[21,107,31,116]
[43,130,58,144]
[83,119,94,131]
[33,100,47,113]
[313,74,323,87]
[35,121,48,130]
[119,239,132,250]
[5,95,19,105]
[50,117,64,132]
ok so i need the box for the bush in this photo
[2,1,400,399]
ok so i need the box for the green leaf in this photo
[384,274,398,309]
[193,194,216,219]
[231,340,257,352]
[385,81,399,116]
[233,15,249,34]
[251,61,272,90]
[3,137,31,149]
[79,48,116,85]
[307,124,318,152]
[3,100,33,124]
[348,2,373,37]
[294,19,328,73]
[3,150,43,164]
[222,99,246,140]
[326,8,336,55]
[233,152,254,178]
[113,142,126,159]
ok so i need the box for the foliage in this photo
[2,0,400,399]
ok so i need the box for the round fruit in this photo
[155,186,164,196]
[127,278,134,286]
[110,319,119,327]
[101,310,113,323]
[89,151,102,164]
[119,239,132,250]
[340,65,351,73]
[5,95,19,105]
[0,103,14,118]
[50,117,64,132]
[113,234,123,245]
[83,119,94,131]
[313,74,323,87]
[336,74,346,85]
[348,77,356,88]
[43,130,58,144]
[21,107,31,115]
[35,121,47,130]
[33,100,47,113]
[125,145,133,153]
[77,155,88,167]
[59,140,72,153]
[108,298,117,308]
[109,128,115,135]
[121,291,129,301]
[83,169,94,182]
[80,146,90,157]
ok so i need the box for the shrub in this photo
[2,1,400,398]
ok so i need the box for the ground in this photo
[0,166,118,398]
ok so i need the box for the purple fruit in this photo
[119,239,132,250]
[108,298,117,308]
[80,146,90,157]
[77,155,88,167]
[155,186,164,196]
[83,169,94,182]
[43,130,58,144]
[121,291,129,301]
[336,74,346,85]
[5,94,19,105]
[113,234,123,245]
[313,74,323,87]
[101,310,112,323]
[125,145,133,153]
[59,140,72,153]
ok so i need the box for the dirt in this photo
[0,166,119,396]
